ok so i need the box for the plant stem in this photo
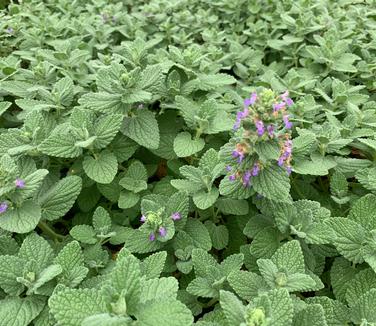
[38,221,65,242]
[203,298,218,308]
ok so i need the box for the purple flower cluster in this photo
[141,211,181,241]
[0,202,8,214]
[233,92,257,130]
[277,140,292,174]
[228,89,295,186]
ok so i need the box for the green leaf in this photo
[38,176,82,221]
[325,218,366,263]
[118,190,140,209]
[173,132,205,157]
[92,207,112,233]
[140,277,178,303]
[271,240,305,274]
[346,268,376,307]
[351,289,376,324]
[54,241,88,288]
[70,225,97,244]
[215,198,249,215]
[0,101,12,116]
[0,296,45,326]
[0,255,25,295]
[83,150,118,184]
[53,77,74,106]
[38,125,82,158]
[122,109,160,149]
[193,188,219,210]
[49,288,107,326]
[268,289,294,326]
[0,200,41,233]
[205,221,228,250]
[93,114,123,149]
[293,304,327,326]
[348,194,376,230]
[110,254,140,314]
[332,53,360,73]
[140,251,167,279]
[119,160,148,193]
[135,299,193,326]
[19,233,54,272]
[220,290,245,325]
[185,219,212,252]
[252,166,291,202]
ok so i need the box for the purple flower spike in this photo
[149,233,156,241]
[277,156,285,166]
[255,120,265,136]
[232,150,244,163]
[159,226,167,237]
[15,178,25,189]
[171,212,181,221]
[0,202,8,214]
[140,215,147,223]
[244,98,252,107]
[273,102,285,112]
[283,115,292,129]
[285,98,294,106]
[229,174,236,181]
[242,170,252,187]
[250,92,257,105]
[251,164,260,177]
[267,125,275,137]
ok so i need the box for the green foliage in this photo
[0,0,375,325]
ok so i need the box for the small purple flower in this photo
[229,174,236,181]
[286,166,292,175]
[255,120,265,136]
[159,226,167,237]
[232,150,244,163]
[277,156,285,166]
[267,125,275,137]
[0,202,8,214]
[226,165,232,172]
[171,212,181,221]
[244,98,252,107]
[242,170,252,187]
[250,92,257,105]
[149,233,156,241]
[140,215,146,223]
[233,109,249,130]
[15,178,25,189]
[251,164,260,177]
[283,115,292,129]
[6,27,14,34]
[285,98,294,106]
[281,91,294,107]
[273,102,285,112]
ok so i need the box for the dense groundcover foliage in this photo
[0,0,376,324]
